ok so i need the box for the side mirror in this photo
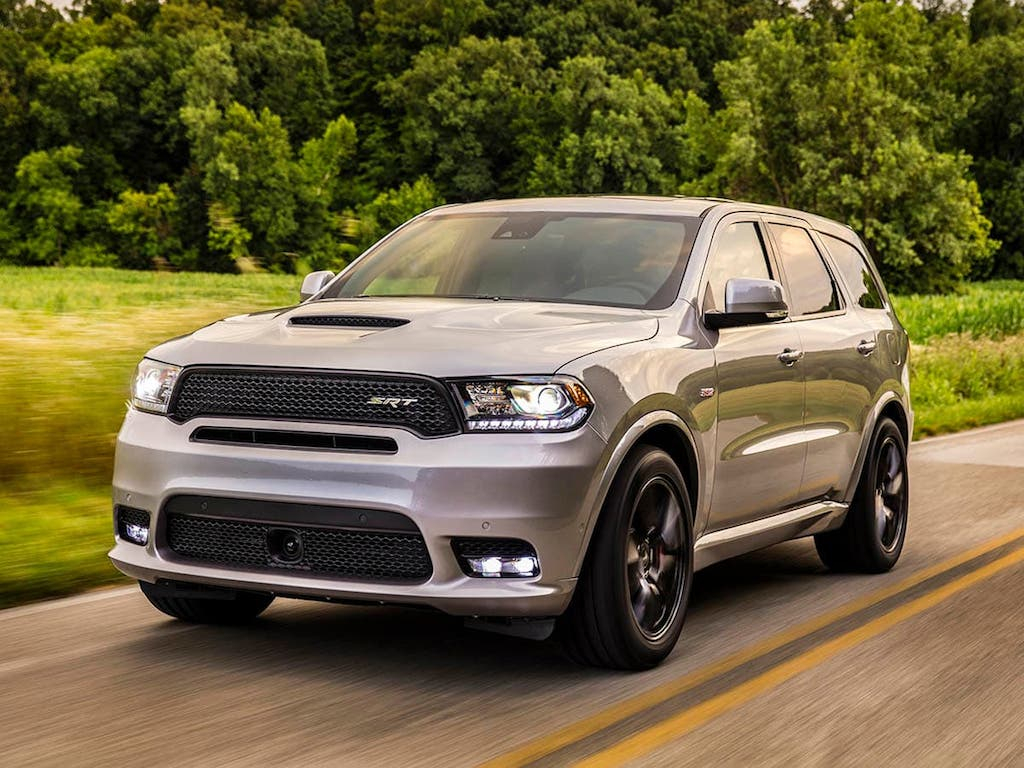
[299,270,335,301]
[704,277,788,330]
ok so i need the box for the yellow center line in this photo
[481,527,1024,768]
[576,543,1024,767]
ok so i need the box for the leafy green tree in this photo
[653,0,792,101]
[206,199,252,267]
[235,24,332,143]
[0,27,39,182]
[0,0,63,44]
[384,35,546,199]
[7,145,84,264]
[29,45,127,195]
[956,25,1024,277]
[299,113,358,209]
[695,5,995,292]
[365,0,491,66]
[295,113,359,268]
[0,0,1016,288]
[527,56,693,195]
[105,183,186,269]
[344,175,444,257]
[516,0,661,70]
[285,0,357,65]
[184,101,301,269]
[968,0,1023,40]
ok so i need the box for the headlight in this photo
[131,359,181,414]
[454,377,594,432]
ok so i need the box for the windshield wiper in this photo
[343,293,534,302]
[438,294,535,302]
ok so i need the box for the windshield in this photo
[321,212,700,310]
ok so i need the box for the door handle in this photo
[778,348,803,366]
[856,339,877,356]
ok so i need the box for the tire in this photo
[139,581,274,624]
[558,445,694,670]
[815,417,909,573]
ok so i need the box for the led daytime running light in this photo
[457,378,593,433]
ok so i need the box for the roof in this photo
[425,196,858,240]
[426,196,718,218]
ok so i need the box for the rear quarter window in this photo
[822,234,885,309]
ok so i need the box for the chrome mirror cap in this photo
[299,270,335,301]
[705,277,789,330]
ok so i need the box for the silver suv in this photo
[110,197,911,669]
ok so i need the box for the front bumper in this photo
[109,410,607,617]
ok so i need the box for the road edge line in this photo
[0,585,137,622]
[575,543,1024,767]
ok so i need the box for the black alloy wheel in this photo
[559,445,694,670]
[815,416,909,573]
[626,476,688,641]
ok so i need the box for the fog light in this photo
[124,523,149,545]
[453,538,540,578]
[466,555,540,578]
[116,506,151,546]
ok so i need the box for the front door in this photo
[701,218,806,533]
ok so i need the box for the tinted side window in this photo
[822,234,885,309]
[702,222,771,312]
[768,224,840,316]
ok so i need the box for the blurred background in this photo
[2,0,1022,610]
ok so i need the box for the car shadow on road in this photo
[120,539,830,686]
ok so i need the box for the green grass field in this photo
[1,266,1022,607]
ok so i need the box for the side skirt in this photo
[694,501,848,571]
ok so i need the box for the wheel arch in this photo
[571,411,703,577]
[842,394,911,505]
[632,423,699,515]
[879,399,910,447]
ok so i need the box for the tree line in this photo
[1,0,1022,293]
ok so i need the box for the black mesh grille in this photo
[168,368,461,437]
[166,514,433,583]
[289,315,409,328]
[116,506,150,544]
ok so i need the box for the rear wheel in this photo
[140,581,274,624]
[558,445,694,670]
[815,417,909,573]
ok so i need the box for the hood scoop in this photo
[289,315,410,329]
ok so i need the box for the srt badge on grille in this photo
[367,396,420,408]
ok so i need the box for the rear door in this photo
[815,232,899,494]
[702,216,805,533]
[764,220,880,503]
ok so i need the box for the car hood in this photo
[147,297,659,378]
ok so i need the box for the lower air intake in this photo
[166,514,433,583]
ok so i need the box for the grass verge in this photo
[0,484,125,609]
[911,333,1024,435]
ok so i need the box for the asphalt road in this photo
[3,421,1024,767]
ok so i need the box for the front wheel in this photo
[140,581,274,624]
[558,445,694,670]
[815,416,909,573]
